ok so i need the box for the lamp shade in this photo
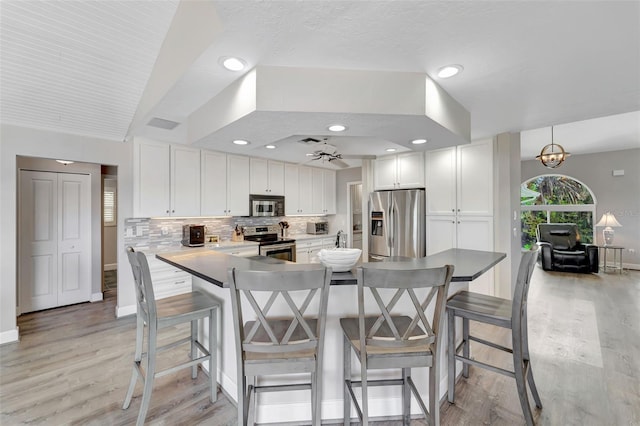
[596,212,622,227]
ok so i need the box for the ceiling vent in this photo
[297,137,323,145]
[147,117,181,130]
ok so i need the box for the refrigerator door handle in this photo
[388,203,393,251]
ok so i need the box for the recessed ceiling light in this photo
[437,64,463,79]
[220,56,246,71]
[265,145,276,149]
[328,124,347,132]
[233,139,250,146]
[385,148,397,152]
[411,139,428,145]
[56,160,74,165]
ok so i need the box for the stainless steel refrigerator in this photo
[369,189,425,261]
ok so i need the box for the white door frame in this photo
[18,170,92,313]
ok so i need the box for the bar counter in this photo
[156,248,506,424]
[156,247,506,286]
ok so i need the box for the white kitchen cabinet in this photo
[296,236,337,263]
[201,152,250,216]
[250,158,284,195]
[134,139,200,217]
[296,239,324,264]
[145,254,192,300]
[425,139,495,295]
[226,154,251,216]
[201,151,228,216]
[425,140,493,216]
[426,216,493,255]
[285,165,314,215]
[311,168,336,214]
[374,152,425,190]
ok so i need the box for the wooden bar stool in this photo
[123,247,220,426]
[228,265,332,426]
[446,247,542,426]
[340,263,454,426]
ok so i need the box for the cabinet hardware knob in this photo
[172,210,175,213]
[166,210,170,213]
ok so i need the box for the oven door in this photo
[252,200,276,217]
[260,243,296,262]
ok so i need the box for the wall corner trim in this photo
[116,304,136,318]
[0,327,19,345]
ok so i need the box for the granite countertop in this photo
[156,248,506,288]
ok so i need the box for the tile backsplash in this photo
[124,216,329,251]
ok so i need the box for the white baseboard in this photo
[90,292,103,302]
[104,263,117,271]
[0,327,19,345]
[116,304,136,317]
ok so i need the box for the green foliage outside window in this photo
[521,175,595,249]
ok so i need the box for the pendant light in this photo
[536,126,570,168]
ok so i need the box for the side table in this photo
[598,246,624,274]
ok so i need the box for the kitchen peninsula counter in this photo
[155,247,506,424]
[156,247,506,286]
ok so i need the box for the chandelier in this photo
[536,126,570,168]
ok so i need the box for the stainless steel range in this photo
[242,225,296,262]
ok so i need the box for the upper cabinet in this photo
[425,140,493,216]
[311,168,336,215]
[134,139,334,218]
[250,158,284,195]
[134,139,200,217]
[225,155,251,216]
[374,152,425,190]
[201,152,250,217]
[284,164,314,215]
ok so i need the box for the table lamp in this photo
[596,212,622,246]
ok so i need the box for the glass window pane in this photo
[549,211,594,243]
[521,211,547,249]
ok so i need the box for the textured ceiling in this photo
[0,0,179,140]
[1,1,639,161]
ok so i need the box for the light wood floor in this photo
[1,268,638,425]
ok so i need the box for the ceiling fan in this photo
[304,138,375,169]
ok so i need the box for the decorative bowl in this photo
[317,248,362,272]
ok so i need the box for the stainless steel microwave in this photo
[249,194,285,217]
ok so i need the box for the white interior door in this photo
[19,171,58,312]
[57,173,91,306]
[19,170,91,313]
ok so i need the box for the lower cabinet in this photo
[296,237,336,263]
[145,254,192,300]
[426,215,494,295]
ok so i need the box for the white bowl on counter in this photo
[317,248,362,272]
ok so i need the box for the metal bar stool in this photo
[228,265,332,426]
[123,247,220,426]
[446,247,542,426]
[340,263,454,426]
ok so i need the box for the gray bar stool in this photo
[340,263,454,426]
[123,247,220,426]
[228,265,332,426]
[446,247,542,426]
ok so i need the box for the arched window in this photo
[521,174,597,249]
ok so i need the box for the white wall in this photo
[0,124,134,343]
